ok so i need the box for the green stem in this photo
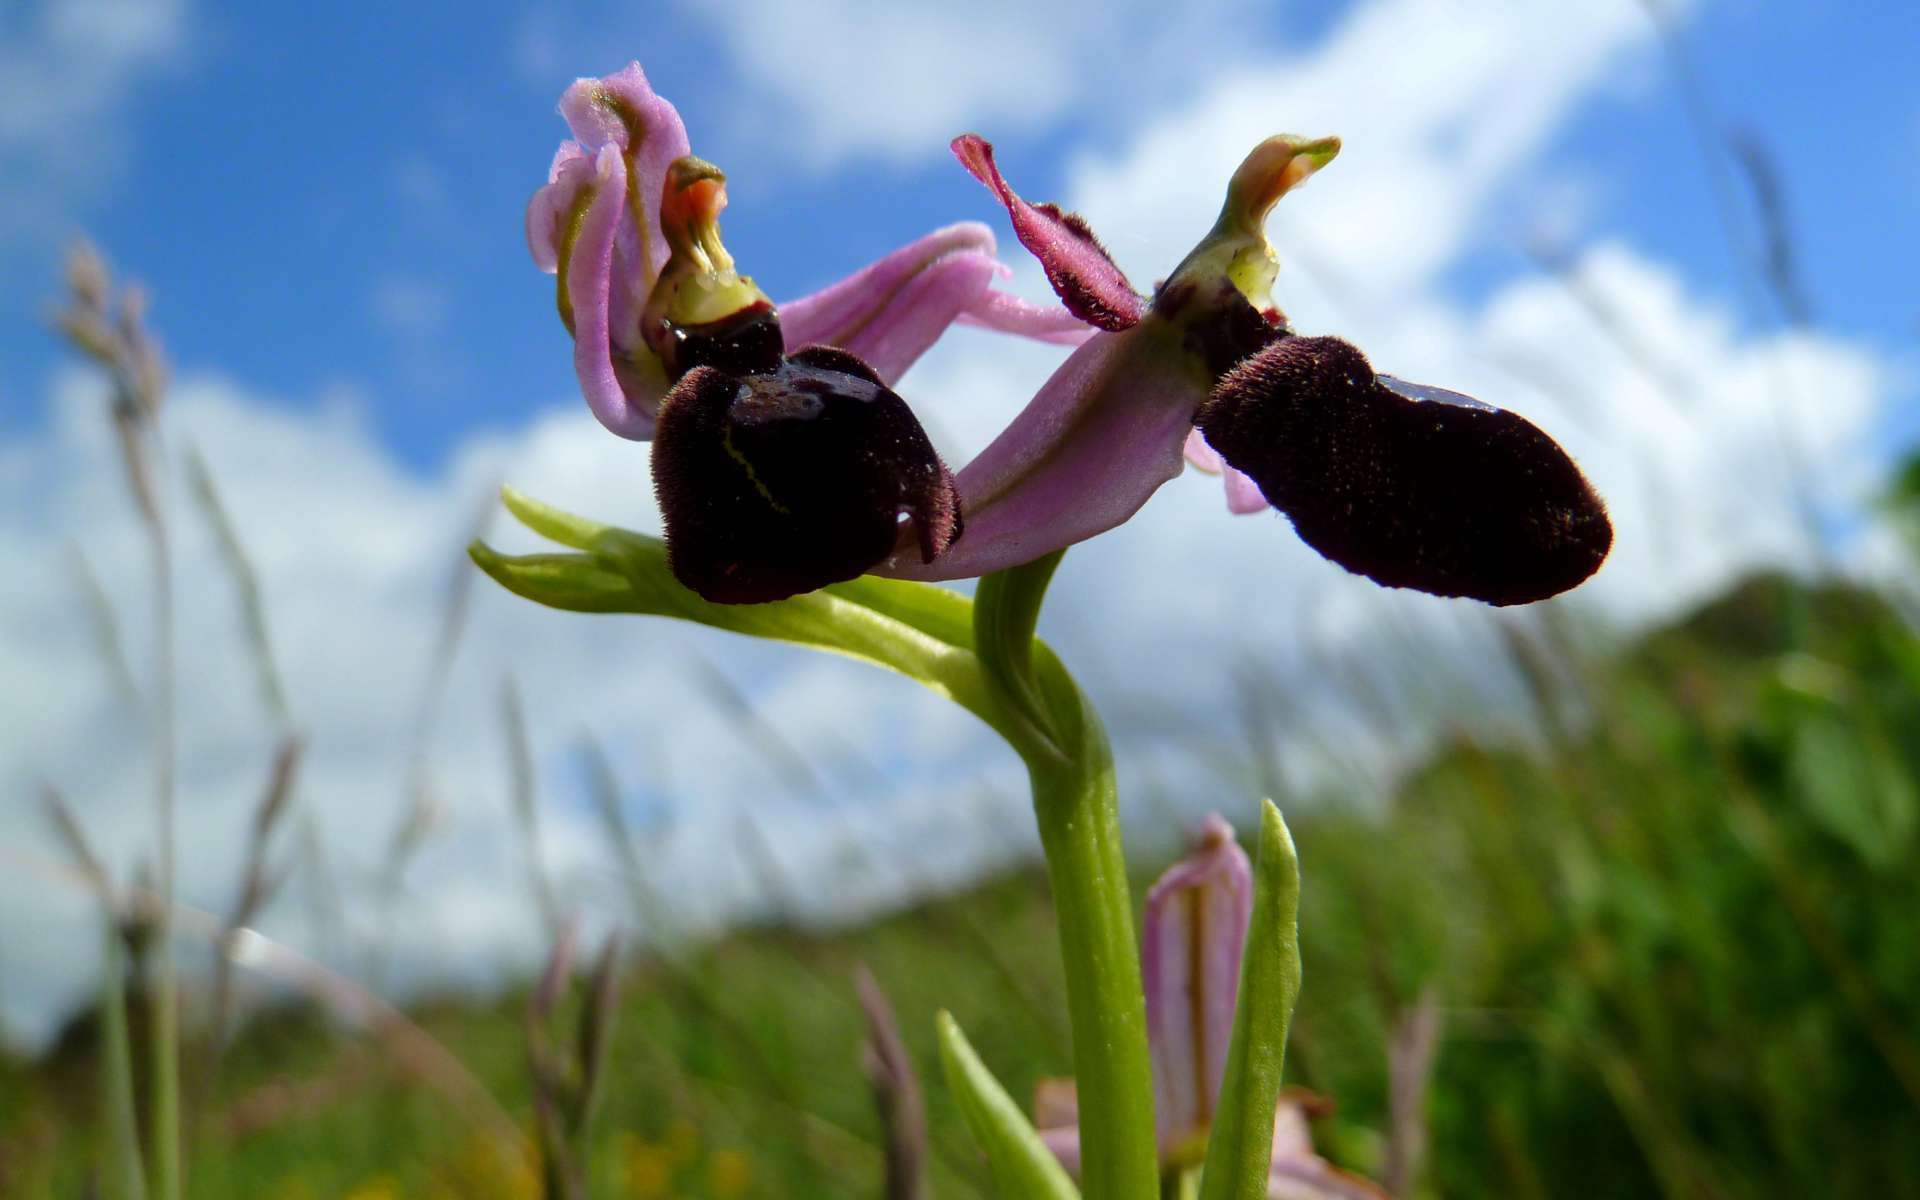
[977,555,1156,1200]
[100,920,147,1200]
[1027,724,1159,1200]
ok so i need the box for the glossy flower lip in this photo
[528,63,1092,442]
[651,344,960,604]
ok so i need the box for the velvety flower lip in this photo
[528,63,1092,443]
[1198,334,1613,606]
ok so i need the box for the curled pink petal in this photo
[957,289,1099,346]
[567,145,661,439]
[778,223,1005,386]
[877,325,1203,580]
[527,142,591,273]
[1224,465,1269,514]
[558,62,692,290]
[952,134,1144,332]
[1140,814,1253,1147]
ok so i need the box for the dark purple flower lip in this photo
[1197,335,1612,606]
[652,343,962,605]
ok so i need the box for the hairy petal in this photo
[952,134,1144,332]
[1141,814,1254,1147]
[876,323,1204,580]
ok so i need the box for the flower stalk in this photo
[977,553,1159,1200]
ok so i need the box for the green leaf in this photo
[472,490,1035,749]
[1198,800,1303,1200]
[501,485,608,550]
[935,1011,1081,1200]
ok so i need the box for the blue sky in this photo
[3,2,1916,459]
[3,0,1919,1042]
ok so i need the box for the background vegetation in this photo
[7,540,1920,1196]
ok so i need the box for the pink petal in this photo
[1268,1159,1392,1200]
[526,141,591,273]
[1186,422,1276,515]
[1140,814,1253,1146]
[951,134,1144,332]
[566,145,661,440]
[777,223,1004,386]
[1184,427,1224,474]
[1270,1091,1322,1161]
[558,62,692,291]
[874,325,1202,580]
[1033,1076,1080,1130]
[1268,1092,1390,1199]
[1224,466,1270,514]
[1038,1125,1083,1176]
[958,289,1100,346]
[1031,1076,1084,1175]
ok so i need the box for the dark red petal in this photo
[1196,336,1612,606]
[652,359,962,604]
[951,134,1144,332]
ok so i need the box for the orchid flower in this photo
[1034,815,1386,1200]
[885,134,1613,606]
[527,64,1092,603]
[530,63,1609,609]
[526,63,1084,439]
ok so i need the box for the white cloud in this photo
[0,371,1025,1046]
[2,0,1907,1047]
[1063,0,1663,303]
[678,0,1271,169]
[0,0,190,247]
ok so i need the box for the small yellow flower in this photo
[343,1177,403,1200]
[663,1117,700,1166]
[708,1148,752,1198]
[624,1138,674,1199]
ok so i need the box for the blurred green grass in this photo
[6,569,1920,1198]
